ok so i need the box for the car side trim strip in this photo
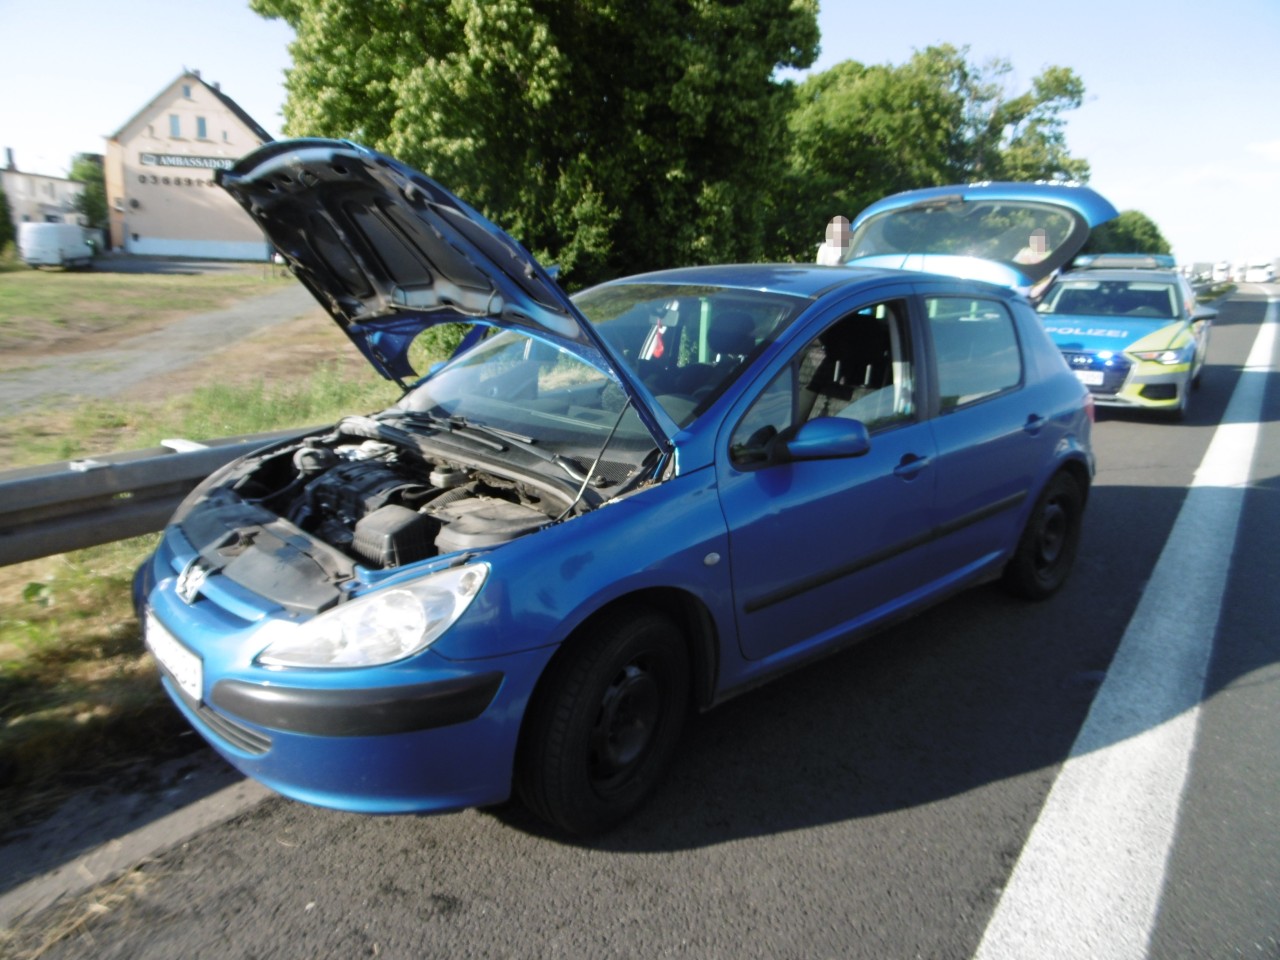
[933,490,1027,539]
[743,490,1027,614]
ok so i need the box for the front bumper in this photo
[135,540,555,815]
[1061,351,1191,410]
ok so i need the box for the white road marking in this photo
[974,312,1277,960]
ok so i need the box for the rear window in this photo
[847,199,1087,276]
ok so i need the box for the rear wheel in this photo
[517,607,689,835]
[1003,472,1084,600]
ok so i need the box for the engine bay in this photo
[212,418,571,573]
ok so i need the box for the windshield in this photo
[1036,278,1180,320]
[395,329,657,473]
[572,282,807,427]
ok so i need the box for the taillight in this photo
[1085,393,1096,423]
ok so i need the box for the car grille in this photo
[196,701,273,755]
[1063,351,1129,396]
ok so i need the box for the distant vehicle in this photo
[17,222,96,269]
[1244,260,1275,283]
[1037,263,1214,420]
[1231,263,1248,283]
[1212,261,1230,283]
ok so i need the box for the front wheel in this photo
[1003,472,1084,600]
[517,606,689,835]
[1169,374,1193,421]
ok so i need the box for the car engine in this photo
[228,419,561,571]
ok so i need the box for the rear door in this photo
[921,290,1055,575]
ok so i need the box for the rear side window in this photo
[926,297,1022,411]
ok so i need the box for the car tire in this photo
[517,606,689,835]
[1003,471,1084,600]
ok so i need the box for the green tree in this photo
[1082,209,1172,255]
[68,153,107,230]
[771,46,1090,260]
[252,0,819,287]
[0,187,14,254]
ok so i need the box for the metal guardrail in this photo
[0,428,313,567]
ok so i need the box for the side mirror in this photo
[777,416,871,462]
[1192,305,1218,322]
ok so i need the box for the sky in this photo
[1,0,1276,265]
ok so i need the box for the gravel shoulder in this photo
[0,284,323,416]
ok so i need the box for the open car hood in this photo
[840,182,1118,293]
[219,139,669,444]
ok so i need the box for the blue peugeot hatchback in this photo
[135,141,1115,834]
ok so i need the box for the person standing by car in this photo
[816,215,851,265]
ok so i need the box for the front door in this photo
[717,296,939,663]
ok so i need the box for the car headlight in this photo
[1130,346,1191,365]
[254,563,489,668]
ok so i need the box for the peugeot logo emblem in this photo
[176,558,210,605]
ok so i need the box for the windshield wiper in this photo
[380,411,588,484]
[378,410,505,451]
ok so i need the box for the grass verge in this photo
[0,281,432,836]
[0,359,398,467]
[0,536,185,837]
[0,367,403,836]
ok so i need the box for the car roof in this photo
[1055,267,1183,284]
[1073,253,1177,270]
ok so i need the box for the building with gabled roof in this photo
[104,70,274,259]
[1,149,87,231]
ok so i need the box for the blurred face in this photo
[827,215,851,247]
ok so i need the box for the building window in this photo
[169,114,181,138]
[196,116,207,139]
[222,130,229,142]
[182,84,192,98]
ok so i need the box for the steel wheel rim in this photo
[1035,498,1069,571]
[588,659,662,794]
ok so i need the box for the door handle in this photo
[1023,414,1046,435]
[893,453,930,479]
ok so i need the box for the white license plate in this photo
[145,611,203,703]
[1075,370,1105,386]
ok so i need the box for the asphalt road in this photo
[1,285,1276,959]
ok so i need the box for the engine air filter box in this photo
[352,505,438,568]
